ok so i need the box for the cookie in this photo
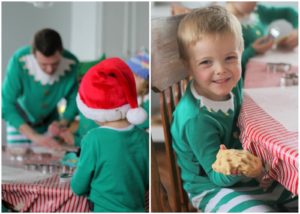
[212,149,262,178]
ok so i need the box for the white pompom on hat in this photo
[76,57,147,124]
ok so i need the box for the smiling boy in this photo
[171,5,296,212]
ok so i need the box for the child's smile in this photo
[212,76,232,84]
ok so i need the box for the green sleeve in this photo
[71,135,96,195]
[242,45,256,77]
[62,67,79,122]
[185,116,242,187]
[2,54,26,129]
[258,4,298,28]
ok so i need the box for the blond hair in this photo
[177,5,244,60]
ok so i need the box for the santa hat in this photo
[127,50,149,80]
[76,57,147,124]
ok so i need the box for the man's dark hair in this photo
[32,28,63,56]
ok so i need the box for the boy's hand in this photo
[277,30,298,50]
[213,147,262,177]
[255,168,273,190]
[252,36,274,54]
[220,144,227,150]
[219,145,240,175]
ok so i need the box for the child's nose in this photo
[215,63,226,75]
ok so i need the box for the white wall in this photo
[70,2,100,60]
[2,2,72,78]
[70,2,149,61]
[2,2,149,70]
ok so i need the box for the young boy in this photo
[127,50,149,130]
[171,5,296,212]
[71,58,149,212]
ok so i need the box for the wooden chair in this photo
[151,14,194,212]
[151,142,172,212]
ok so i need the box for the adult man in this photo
[2,28,79,148]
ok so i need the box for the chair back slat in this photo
[165,88,174,124]
[173,83,181,106]
[159,83,191,212]
[160,92,181,211]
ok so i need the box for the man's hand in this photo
[48,121,61,136]
[48,120,68,136]
[59,130,75,146]
[31,133,63,150]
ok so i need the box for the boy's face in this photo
[133,73,146,95]
[185,32,242,101]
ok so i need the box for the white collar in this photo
[20,54,75,85]
[100,124,134,131]
[191,82,235,113]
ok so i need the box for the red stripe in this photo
[239,94,298,195]
[64,186,70,212]
[2,174,89,212]
[20,184,26,211]
[11,184,17,210]
[56,180,61,211]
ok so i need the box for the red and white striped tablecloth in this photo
[2,174,90,212]
[238,94,298,195]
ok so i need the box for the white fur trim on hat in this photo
[127,107,147,125]
[76,94,130,123]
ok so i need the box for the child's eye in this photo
[199,60,212,65]
[226,56,237,61]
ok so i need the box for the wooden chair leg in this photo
[151,143,171,212]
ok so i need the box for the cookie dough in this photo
[212,149,262,177]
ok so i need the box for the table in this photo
[238,86,298,195]
[248,48,298,66]
[2,148,149,212]
[244,48,298,88]
[2,174,90,212]
[2,149,90,212]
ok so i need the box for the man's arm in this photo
[2,54,27,129]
